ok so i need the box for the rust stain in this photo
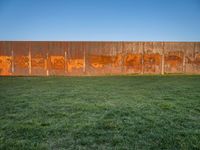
[67,59,83,72]
[165,51,183,68]
[144,53,161,72]
[49,56,65,70]
[125,53,142,71]
[31,54,46,69]
[89,54,122,68]
[0,56,12,75]
[187,54,200,65]
[113,54,122,67]
[144,54,161,65]
[194,54,200,65]
[14,56,29,68]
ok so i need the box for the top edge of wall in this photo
[0,40,200,43]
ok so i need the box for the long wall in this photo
[0,41,200,76]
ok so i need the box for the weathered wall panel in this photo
[123,42,143,74]
[13,42,29,76]
[31,42,48,76]
[0,41,200,76]
[0,42,12,76]
[185,42,200,74]
[48,42,65,75]
[194,43,200,73]
[66,42,84,75]
[143,42,162,74]
[164,42,184,74]
[184,42,194,74]
[86,42,123,75]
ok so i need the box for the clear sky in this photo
[0,0,199,41]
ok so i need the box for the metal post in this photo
[29,42,32,75]
[83,42,86,73]
[11,43,14,75]
[46,44,49,76]
[183,48,186,74]
[161,42,165,75]
[64,50,67,75]
[122,41,125,73]
[141,42,144,74]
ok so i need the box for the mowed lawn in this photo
[0,76,200,150]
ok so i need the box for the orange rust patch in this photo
[89,54,122,68]
[144,54,161,65]
[194,54,200,65]
[0,56,12,75]
[187,54,200,65]
[125,53,142,66]
[14,56,29,68]
[67,59,83,72]
[31,54,46,69]
[125,53,142,71]
[144,53,161,72]
[165,51,183,68]
[49,56,65,70]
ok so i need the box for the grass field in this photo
[0,76,200,149]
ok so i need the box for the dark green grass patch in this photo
[0,76,200,149]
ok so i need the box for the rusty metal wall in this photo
[48,42,65,75]
[123,42,143,74]
[12,42,29,75]
[143,42,162,74]
[164,42,184,74]
[86,42,123,75]
[0,41,200,76]
[66,42,84,75]
[0,42,12,76]
[31,42,48,76]
[185,42,200,74]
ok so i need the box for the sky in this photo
[0,0,200,41]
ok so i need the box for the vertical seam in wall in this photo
[47,43,49,76]
[11,42,14,75]
[29,42,31,75]
[64,45,67,76]
[193,42,196,73]
[83,42,86,74]
[183,46,186,73]
[161,42,165,75]
[142,42,144,74]
[122,41,124,74]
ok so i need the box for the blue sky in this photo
[0,0,199,41]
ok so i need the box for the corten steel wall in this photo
[0,41,200,76]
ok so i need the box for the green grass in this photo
[0,75,200,150]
